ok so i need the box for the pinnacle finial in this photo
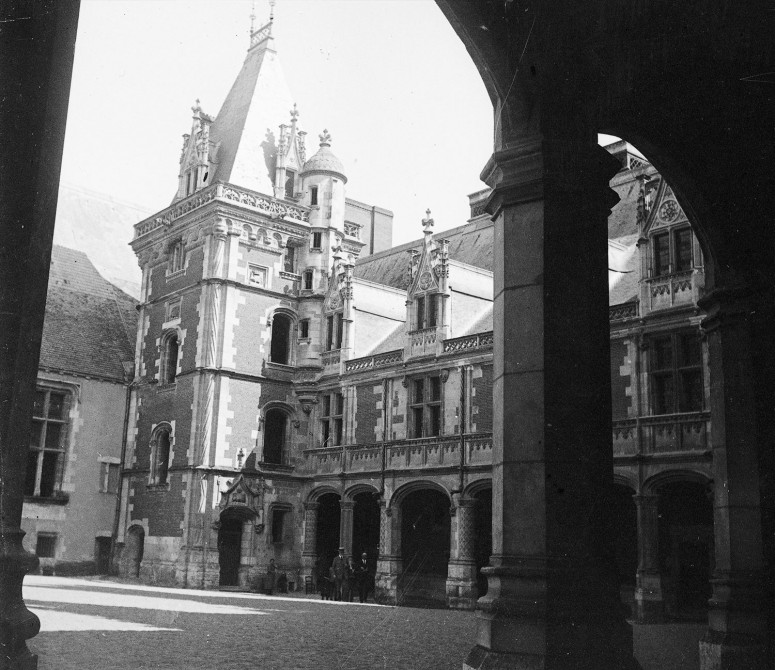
[249,1,256,34]
[319,129,332,147]
[290,103,299,125]
[269,0,276,22]
[422,209,434,231]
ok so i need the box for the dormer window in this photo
[186,168,198,196]
[652,227,693,277]
[326,313,343,351]
[284,170,296,199]
[415,294,438,330]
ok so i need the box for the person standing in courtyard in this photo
[267,558,277,595]
[355,552,370,603]
[331,546,347,601]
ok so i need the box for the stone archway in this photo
[399,488,451,607]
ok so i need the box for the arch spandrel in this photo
[388,480,452,509]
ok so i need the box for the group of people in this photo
[316,547,372,603]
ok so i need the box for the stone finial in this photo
[192,98,201,115]
[250,2,256,34]
[269,0,276,22]
[290,103,299,125]
[319,129,332,147]
[422,209,434,232]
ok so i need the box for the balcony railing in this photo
[646,270,698,311]
[344,349,403,373]
[133,182,311,240]
[408,327,437,358]
[609,302,638,322]
[613,411,710,455]
[301,432,493,475]
[442,331,493,354]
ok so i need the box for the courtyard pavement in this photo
[25,576,705,670]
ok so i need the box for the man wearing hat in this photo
[355,551,370,603]
[331,546,347,601]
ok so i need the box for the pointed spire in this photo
[249,0,276,50]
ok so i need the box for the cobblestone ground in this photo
[25,577,704,670]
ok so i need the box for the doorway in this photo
[218,517,243,587]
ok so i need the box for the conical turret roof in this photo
[206,24,296,194]
[301,130,347,183]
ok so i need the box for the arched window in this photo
[270,314,292,365]
[263,409,287,465]
[151,426,171,485]
[161,332,179,383]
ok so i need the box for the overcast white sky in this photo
[60,0,499,246]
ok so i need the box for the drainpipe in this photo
[111,364,135,571]
[456,366,467,494]
[380,378,389,496]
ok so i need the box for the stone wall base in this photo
[699,635,768,670]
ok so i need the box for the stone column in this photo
[633,494,664,622]
[0,3,79,669]
[375,501,401,604]
[339,500,355,558]
[447,495,478,610]
[698,287,770,669]
[464,135,637,670]
[302,502,319,585]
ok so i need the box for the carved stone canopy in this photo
[219,474,262,515]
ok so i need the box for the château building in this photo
[116,15,713,618]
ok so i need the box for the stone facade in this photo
[115,17,715,619]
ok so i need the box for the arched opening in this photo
[270,313,292,365]
[162,332,179,384]
[151,427,171,485]
[657,480,714,620]
[352,491,380,566]
[217,513,244,587]
[262,409,286,465]
[124,525,144,578]
[315,492,341,573]
[472,487,492,598]
[399,488,450,606]
[611,483,637,614]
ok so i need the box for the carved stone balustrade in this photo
[646,270,702,312]
[612,412,710,456]
[301,433,493,476]
[133,181,311,240]
[442,331,494,355]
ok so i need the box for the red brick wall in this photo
[472,365,493,432]
[356,383,382,444]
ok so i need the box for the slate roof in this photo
[354,218,493,289]
[205,34,296,196]
[40,246,137,382]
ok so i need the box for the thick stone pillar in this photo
[447,495,478,610]
[302,502,319,585]
[698,288,770,669]
[0,3,80,669]
[633,494,664,622]
[464,135,638,670]
[375,501,401,604]
[339,500,354,558]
